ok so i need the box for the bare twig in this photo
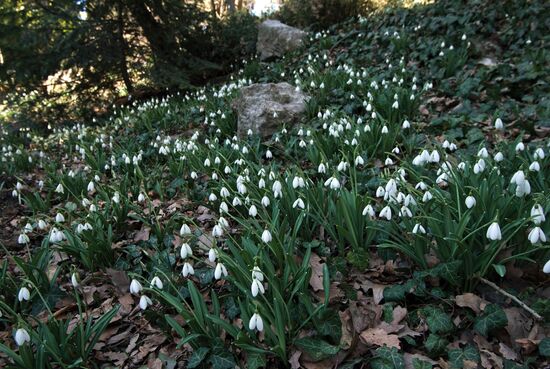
[478,276,543,321]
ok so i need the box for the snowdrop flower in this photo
[402,120,410,129]
[534,148,545,160]
[261,196,270,207]
[71,273,79,288]
[465,196,476,209]
[182,262,195,277]
[212,225,223,238]
[248,205,258,217]
[219,202,229,213]
[214,262,228,280]
[324,176,341,190]
[129,279,143,295]
[208,248,217,263]
[272,181,282,198]
[515,142,525,152]
[18,287,30,302]
[355,155,364,166]
[14,328,30,346]
[55,183,64,194]
[529,161,540,172]
[266,149,273,159]
[477,148,489,158]
[528,227,546,244]
[292,198,305,209]
[486,222,502,241]
[544,259,550,274]
[292,176,305,188]
[87,181,95,192]
[55,213,65,223]
[180,243,193,259]
[494,118,504,130]
[362,204,375,217]
[415,182,428,191]
[18,233,30,244]
[376,186,385,198]
[412,223,426,234]
[385,157,394,166]
[530,204,545,225]
[261,229,272,243]
[318,163,327,174]
[381,125,389,134]
[180,223,192,236]
[249,313,264,332]
[251,278,265,297]
[379,206,392,220]
[38,219,47,230]
[494,152,504,162]
[137,193,145,202]
[252,266,264,281]
[139,295,152,310]
[399,206,412,218]
[208,193,218,202]
[232,197,242,207]
[422,191,433,202]
[150,276,163,289]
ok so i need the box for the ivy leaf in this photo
[413,358,433,369]
[187,347,209,369]
[539,337,550,357]
[423,306,454,334]
[448,345,479,368]
[208,350,236,369]
[294,337,339,361]
[424,334,448,355]
[371,346,405,369]
[474,304,508,336]
[247,352,266,369]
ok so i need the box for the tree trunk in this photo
[117,2,133,94]
[226,0,236,13]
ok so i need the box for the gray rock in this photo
[257,20,307,60]
[232,82,309,138]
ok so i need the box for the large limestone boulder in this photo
[257,20,307,60]
[232,83,309,138]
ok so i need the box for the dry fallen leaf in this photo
[361,280,386,305]
[309,253,324,292]
[498,342,518,361]
[455,293,486,314]
[289,351,302,369]
[133,226,150,242]
[360,327,400,349]
[392,306,407,324]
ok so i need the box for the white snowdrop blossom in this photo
[129,279,143,295]
[214,262,228,280]
[139,295,153,310]
[180,243,193,259]
[261,229,272,243]
[528,227,546,244]
[530,204,545,225]
[18,287,30,302]
[14,328,31,346]
[465,196,476,209]
[486,222,502,241]
[150,276,163,289]
[182,262,195,277]
[249,313,264,332]
[251,278,265,297]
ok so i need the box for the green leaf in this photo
[187,347,209,369]
[492,264,506,278]
[423,306,454,334]
[448,345,479,368]
[424,334,448,355]
[208,350,236,369]
[371,346,405,369]
[294,337,339,361]
[413,358,433,369]
[473,304,507,336]
[539,337,550,357]
[247,352,266,369]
